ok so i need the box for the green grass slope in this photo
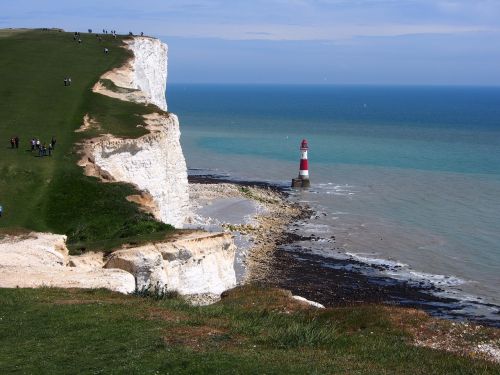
[0,29,173,252]
[0,287,498,374]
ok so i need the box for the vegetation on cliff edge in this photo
[0,29,174,252]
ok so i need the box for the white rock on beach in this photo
[292,295,325,308]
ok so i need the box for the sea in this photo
[168,84,500,323]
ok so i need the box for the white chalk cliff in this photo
[0,231,236,300]
[0,37,237,300]
[78,36,235,297]
[95,37,168,111]
[88,113,188,227]
[0,233,135,294]
[88,37,188,227]
[104,231,236,296]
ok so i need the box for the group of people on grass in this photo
[9,136,20,149]
[8,136,56,157]
[30,137,56,157]
[27,137,57,157]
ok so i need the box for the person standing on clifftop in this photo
[10,137,15,149]
[51,137,56,150]
[0,205,3,217]
[14,136,19,149]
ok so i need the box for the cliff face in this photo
[158,232,237,295]
[89,113,189,226]
[87,37,188,227]
[0,233,135,294]
[80,36,236,297]
[128,37,168,111]
[0,230,236,299]
[104,231,237,297]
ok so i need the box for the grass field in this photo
[0,286,498,374]
[0,29,174,251]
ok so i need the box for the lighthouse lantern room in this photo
[292,139,311,188]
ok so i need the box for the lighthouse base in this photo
[292,178,310,188]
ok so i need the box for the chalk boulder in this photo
[156,232,237,295]
[292,295,325,309]
[104,247,167,292]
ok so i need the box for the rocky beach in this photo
[187,174,500,329]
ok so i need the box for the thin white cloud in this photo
[152,22,496,41]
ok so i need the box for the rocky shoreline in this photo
[189,174,500,328]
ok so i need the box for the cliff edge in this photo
[82,37,189,227]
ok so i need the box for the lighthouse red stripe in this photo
[300,159,308,171]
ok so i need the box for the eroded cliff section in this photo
[83,113,189,226]
[0,233,135,294]
[94,36,168,110]
[0,231,236,301]
[104,231,237,297]
[84,37,188,227]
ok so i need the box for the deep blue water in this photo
[168,85,500,175]
[168,84,500,314]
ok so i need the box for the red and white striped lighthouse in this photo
[292,139,311,188]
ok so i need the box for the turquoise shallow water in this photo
[169,84,500,315]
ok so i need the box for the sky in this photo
[1,0,500,85]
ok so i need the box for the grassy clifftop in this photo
[0,286,498,374]
[0,29,172,252]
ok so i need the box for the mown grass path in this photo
[0,29,172,251]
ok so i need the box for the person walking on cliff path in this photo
[14,136,19,149]
[48,143,53,157]
[51,136,57,150]
[10,137,15,149]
